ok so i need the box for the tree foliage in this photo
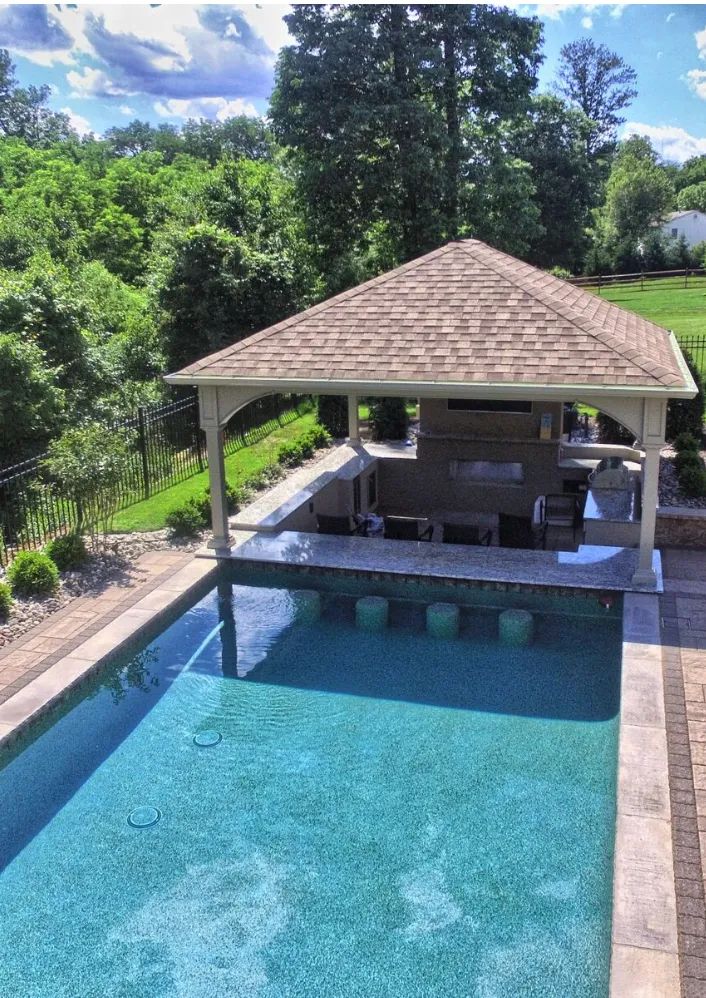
[555,38,637,158]
[0,333,65,461]
[676,183,706,214]
[271,4,542,283]
[43,424,134,546]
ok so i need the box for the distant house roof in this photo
[168,239,693,395]
[665,210,706,222]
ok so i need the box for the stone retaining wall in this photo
[656,507,706,549]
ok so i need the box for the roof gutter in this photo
[669,331,699,397]
[164,372,696,401]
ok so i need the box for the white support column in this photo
[631,397,666,588]
[204,425,232,553]
[631,444,661,587]
[347,394,360,445]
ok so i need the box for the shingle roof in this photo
[171,239,688,390]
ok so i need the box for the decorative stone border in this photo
[611,593,680,996]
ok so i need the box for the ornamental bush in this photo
[674,432,700,453]
[45,532,88,571]
[7,550,59,596]
[0,582,12,617]
[368,397,409,441]
[194,483,243,526]
[679,464,706,498]
[277,440,305,467]
[316,395,347,437]
[666,350,704,442]
[675,449,702,474]
[595,412,634,445]
[165,501,207,538]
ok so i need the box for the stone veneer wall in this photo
[656,508,706,549]
[375,398,582,517]
[419,398,564,439]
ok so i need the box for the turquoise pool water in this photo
[0,569,622,997]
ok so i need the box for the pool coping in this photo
[0,557,220,751]
[0,550,680,995]
[610,592,680,997]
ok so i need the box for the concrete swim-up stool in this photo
[498,608,534,646]
[356,596,389,632]
[292,590,322,623]
[426,603,460,638]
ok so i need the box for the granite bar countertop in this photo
[218,530,662,593]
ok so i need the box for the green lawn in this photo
[112,411,318,533]
[594,277,706,340]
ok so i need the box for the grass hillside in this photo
[591,276,706,340]
[112,411,319,533]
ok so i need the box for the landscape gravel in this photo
[659,446,706,510]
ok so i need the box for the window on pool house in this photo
[449,460,525,484]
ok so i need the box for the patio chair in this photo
[497,513,547,550]
[383,516,434,542]
[442,523,492,546]
[543,493,585,537]
[316,513,366,536]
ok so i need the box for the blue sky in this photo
[1,3,705,162]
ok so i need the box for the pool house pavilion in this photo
[166,239,697,590]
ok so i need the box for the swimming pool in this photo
[0,567,622,997]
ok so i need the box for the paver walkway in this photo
[660,548,706,997]
[0,549,193,706]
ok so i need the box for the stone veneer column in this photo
[347,394,360,444]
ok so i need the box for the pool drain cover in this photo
[128,806,161,828]
[193,729,222,747]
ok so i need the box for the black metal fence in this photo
[679,335,706,379]
[0,392,309,566]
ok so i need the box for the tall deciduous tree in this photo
[588,135,674,273]
[271,4,542,282]
[555,38,637,158]
[417,4,542,240]
[0,50,73,146]
[512,95,594,270]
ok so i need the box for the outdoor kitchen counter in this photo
[583,486,641,547]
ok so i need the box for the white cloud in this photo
[622,122,706,163]
[119,104,135,117]
[697,27,706,58]
[154,97,260,121]
[67,66,134,98]
[685,69,706,101]
[532,3,598,21]
[60,106,93,137]
[581,16,593,29]
[610,6,624,19]
[666,12,676,23]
